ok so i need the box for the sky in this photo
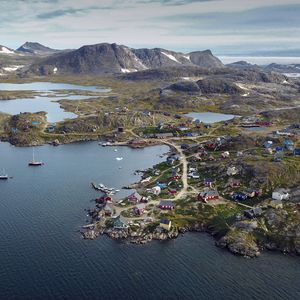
[1,0,300,55]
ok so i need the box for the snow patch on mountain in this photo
[161,51,180,63]
[121,68,137,73]
[3,65,24,72]
[0,46,15,54]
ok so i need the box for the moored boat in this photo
[28,148,44,166]
[0,168,8,180]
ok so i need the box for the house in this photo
[245,188,262,198]
[181,144,190,150]
[284,139,294,151]
[167,154,180,165]
[113,215,129,229]
[294,149,300,156]
[103,202,114,216]
[274,151,284,162]
[198,189,219,202]
[158,200,175,210]
[272,189,289,201]
[228,178,241,188]
[244,207,263,219]
[268,199,283,209]
[143,110,151,117]
[188,172,200,179]
[204,178,215,187]
[263,141,273,148]
[152,186,161,196]
[169,189,177,195]
[157,182,168,190]
[128,191,143,203]
[227,166,238,176]
[275,146,284,152]
[221,151,230,159]
[160,219,172,231]
[232,192,248,201]
[134,203,146,216]
[155,133,174,139]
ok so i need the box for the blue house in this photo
[284,139,294,151]
[232,192,248,201]
[157,182,168,189]
[275,146,284,152]
[263,141,273,148]
[294,149,300,156]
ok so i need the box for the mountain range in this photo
[26,43,224,75]
[0,41,300,77]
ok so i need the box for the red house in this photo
[198,190,219,202]
[158,200,175,210]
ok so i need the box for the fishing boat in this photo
[0,168,8,180]
[28,148,43,166]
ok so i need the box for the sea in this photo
[0,81,300,299]
[0,141,300,300]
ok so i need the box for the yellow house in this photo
[160,219,172,231]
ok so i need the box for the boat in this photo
[28,148,43,166]
[116,157,123,161]
[0,168,8,180]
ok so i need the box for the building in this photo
[227,166,238,176]
[128,191,143,203]
[103,202,114,216]
[283,139,294,151]
[244,207,263,219]
[134,203,146,216]
[268,199,283,209]
[155,133,174,139]
[272,189,289,201]
[160,219,172,231]
[294,149,300,156]
[198,190,219,202]
[228,178,241,188]
[232,192,248,201]
[158,200,175,210]
[221,151,230,159]
[152,186,161,196]
[188,172,200,179]
[204,178,215,188]
[113,215,129,229]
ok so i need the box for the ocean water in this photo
[219,56,300,65]
[0,141,300,300]
[0,82,109,122]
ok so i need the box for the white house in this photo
[272,188,290,201]
[152,186,161,196]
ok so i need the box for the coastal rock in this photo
[216,228,260,258]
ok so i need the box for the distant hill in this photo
[0,45,15,55]
[25,43,224,75]
[17,42,59,55]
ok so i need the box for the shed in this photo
[160,219,172,231]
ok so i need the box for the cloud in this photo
[0,0,300,54]
[137,0,216,5]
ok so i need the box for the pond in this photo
[185,112,238,124]
[0,82,110,122]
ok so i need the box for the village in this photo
[81,111,300,258]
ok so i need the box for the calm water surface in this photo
[0,141,300,300]
[185,112,237,124]
[0,82,109,122]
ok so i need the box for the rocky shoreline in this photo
[81,222,264,258]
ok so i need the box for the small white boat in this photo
[0,168,8,180]
[116,157,123,161]
[114,149,118,152]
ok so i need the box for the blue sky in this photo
[1,0,300,55]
